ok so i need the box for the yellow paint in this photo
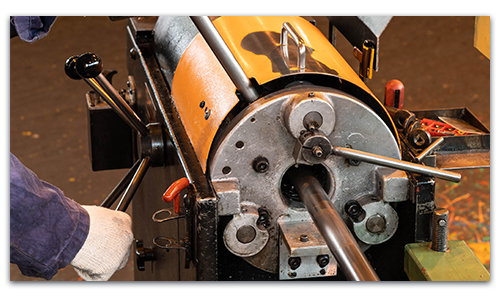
[213,16,374,96]
[171,34,239,172]
[474,16,490,59]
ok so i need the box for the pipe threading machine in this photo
[65,16,490,281]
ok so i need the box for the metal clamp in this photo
[280,22,306,72]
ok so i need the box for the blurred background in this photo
[9,16,489,281]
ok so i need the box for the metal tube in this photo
[190,16,259,103]
[332,146,461,183]
[287,167,380,281]
[116,157,151,212]
[93,74,150,136]
[414,137,445,163]
[83,77,149,136]
[100,158,142,208]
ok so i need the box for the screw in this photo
[299,234,309,242]
[344,200,365,222]
[257,207,271,229]
[316,255,329,268]
[252,156,269,173]
[199,101,206,108]
[320,269,326,275]
[312,146,324,158]
[288,272,297,278]
[308,92,315,97]
[288,257,301,270]
[129,48,137,60]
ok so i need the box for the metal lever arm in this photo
[65,53,150,136]
[331,146,461,183]
[100,157,151,212]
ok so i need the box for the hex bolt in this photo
[288,257,301,270]
[316,255,330,268]
[257,207,271,229]
[431,208,449,252]
[252,156,269,173]
[366,214,386,234]
[344,200,365,222]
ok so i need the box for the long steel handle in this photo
[332,146,461,183]
[116,157,151,211]
[280,22,306,71]
[100,158,142,208]
[190,16,259,103]
[287,167,380,281]
[85,75,150,136]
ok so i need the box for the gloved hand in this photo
[70,205,133,281]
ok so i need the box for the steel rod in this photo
[84,76,149,136]
[116,157,151,212]
[287,167,380,281]
[190,16,259,103]
[332,146,461,182]
[100,158,142,208]
[414,137,445,163]
[94,73,150,135]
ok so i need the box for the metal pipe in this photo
[190,16,259,103]
[332,146,461,183]
[414,137,445,163]
[100,158,142,208]
[116,157,151,212]
[287,167,380,281]
[84,77,149,136]
[93,74,150,136]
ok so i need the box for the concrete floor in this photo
[9,16,489,281]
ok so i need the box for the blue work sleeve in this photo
[10,153,90,280]
[10,16,57,43]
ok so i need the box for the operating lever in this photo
[65,52,149,136]
[100,157,151,212]
[65,52,155,212]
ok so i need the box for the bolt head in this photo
[366,214,386,233]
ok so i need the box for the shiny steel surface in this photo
[287,166,379,281]
[332,146,461,182]
[190,16,259,103]
[209,85,401,273]
[280,22,306,71]
[415,136,445,162]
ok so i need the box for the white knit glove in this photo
[70,205,134,281]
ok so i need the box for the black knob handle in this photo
[64,55,81,80]
[75,52,103,78]
[135,239,155,271]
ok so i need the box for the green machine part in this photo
[404,240,490,281]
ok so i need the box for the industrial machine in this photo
[64,16,490,281]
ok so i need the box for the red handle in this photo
[384,79,405,109]
[162,177,189,213]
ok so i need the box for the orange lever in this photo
[162,177,189,213]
